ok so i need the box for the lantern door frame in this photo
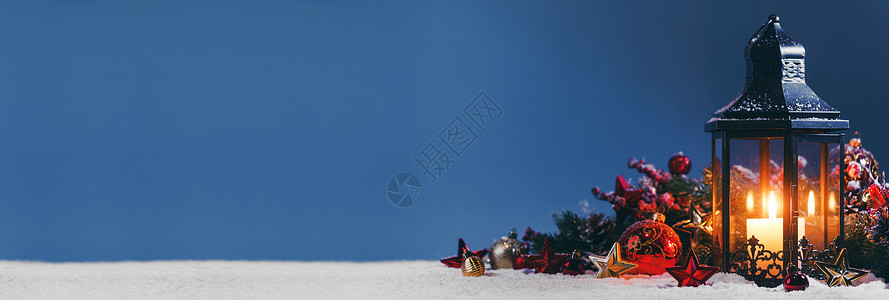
[711,128,844,286]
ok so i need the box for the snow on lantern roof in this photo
[706,14,849,132]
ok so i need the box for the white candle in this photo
[746,191,805,253]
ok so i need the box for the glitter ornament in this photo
[783,266,809,291]
[665,249,718,287]
[461,252,485,277]
[489,229,526,270]
[618,212,682,275]
[590,243,637,278]
[561,250,585,276]
[814,248,868,287]
[668,152,692,176]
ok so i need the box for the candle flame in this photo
[808,190,816,216]
[746,192,754,212]
[768,191,777,219]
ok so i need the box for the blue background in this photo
[1,1,888,261]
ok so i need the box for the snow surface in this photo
[0,260,886,299]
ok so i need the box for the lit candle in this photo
[746,191,805,254]
[807,190,816,216]
[746,192,754,212]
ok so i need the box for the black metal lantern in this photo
[705,15,848,287]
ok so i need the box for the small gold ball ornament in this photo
[461,252,486,277]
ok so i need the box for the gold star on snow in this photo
[672,205,713,248]
[814,248,869,287]
[590,242,637,279]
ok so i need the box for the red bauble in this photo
[668,152,692,176]
[618,214,682,275]
[847,162,863,180]
[783,269,809,291]
[561,250,585,276]
[866,183,889,209]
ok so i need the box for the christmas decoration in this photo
[561,250,585,276]
[489,229,527,270]
[669,152,692,176]
[829,135,889,280]
[629,158,671,184]
[593,156,710,225]
[701,15,855,287]
[522,211,618,256]
[461,252,485,277]
[866,207,889,247]
[520,238,569,274]
[513,255,527,270]
[665,249,718,287]
[590,242,637,279]
[440,238,488,268]
[838,133,883,213]
[618,212,682,275]
[783,266,809,292]
[840,212,889,281]
[672,204,712,249]
[864,183,889,210]
[814,248,868,287]
[520,136,889,281]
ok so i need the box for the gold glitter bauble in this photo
[461,255,486,277]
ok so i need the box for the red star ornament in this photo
[440,238,488,268]
[665,250,719,287]
[519,238,569,274]
[615,175,644,203]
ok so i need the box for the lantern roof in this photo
[705,14,849,132]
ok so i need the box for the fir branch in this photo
[844,212,889,280]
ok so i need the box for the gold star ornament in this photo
[814,248,869,287]
[590,242,637,279]
[672,205,713,248]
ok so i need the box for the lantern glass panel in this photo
[799,142,824,248]
[826,143,842,248]
[727,138,785,259]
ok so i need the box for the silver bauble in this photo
[489,229,525,269]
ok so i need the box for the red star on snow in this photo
[440,238,488,268]
[519,238,569,274]
[665,250,719,287]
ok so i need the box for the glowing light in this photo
[746,191,754,212]
[808,190,816,216]
[748,191,804,258]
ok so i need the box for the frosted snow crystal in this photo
[0,261,886,299]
